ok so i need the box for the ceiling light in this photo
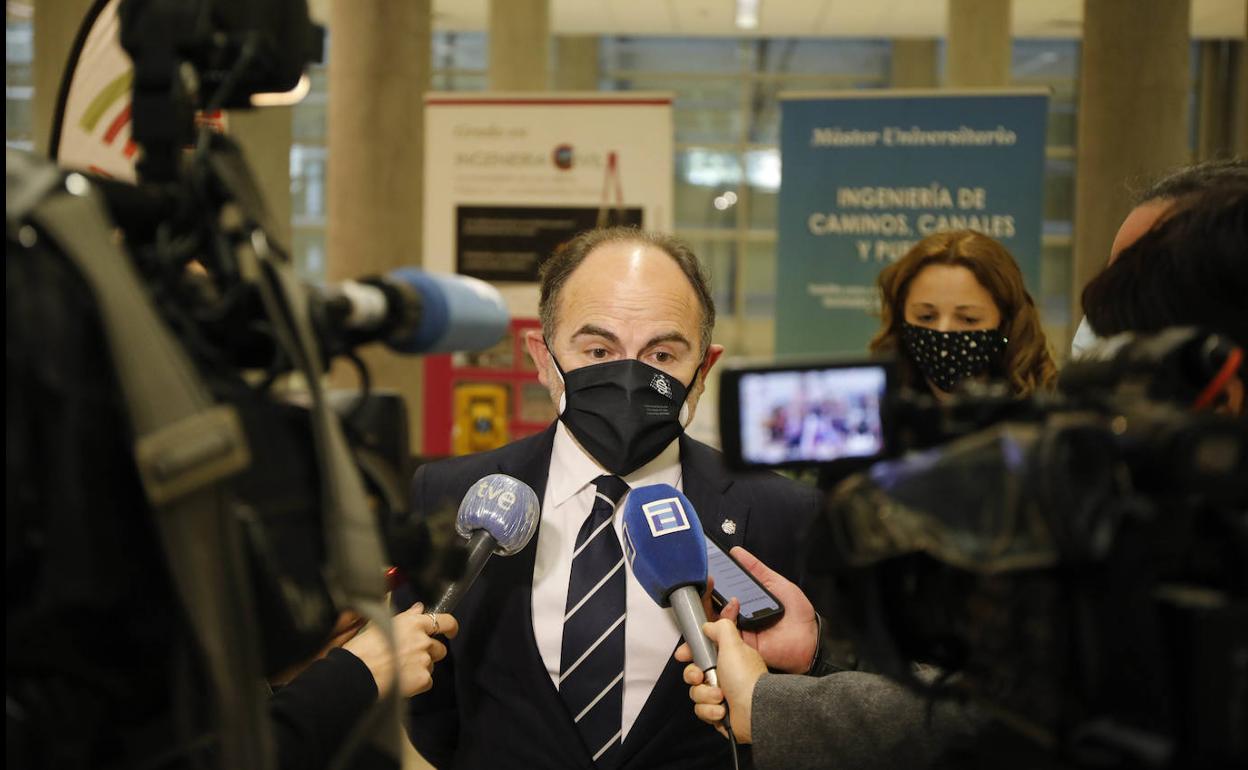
[735,0,760,30]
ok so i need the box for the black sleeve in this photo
[270,648,396,770]
[402,462,461,767]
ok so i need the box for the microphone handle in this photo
[430,529,496,615]
[670,585,717,674]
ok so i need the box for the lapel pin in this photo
[720,519,736,536]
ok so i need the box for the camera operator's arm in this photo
[269,603,457,770]
[683,620,980,770]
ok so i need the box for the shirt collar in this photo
[548,421,683,508]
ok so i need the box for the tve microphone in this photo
[429,473,539,615]
[322,268,509,355]
[620,484,720,687]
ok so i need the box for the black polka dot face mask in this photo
[900,323,1008,394]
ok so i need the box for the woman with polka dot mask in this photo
[869,230,1057,399]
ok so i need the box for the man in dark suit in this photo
[405,227,820,769]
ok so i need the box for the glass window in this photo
[675,149,741,231]
[745,148,780,230]
[606,75,745,145]
[758,38,892,77]
[1012,39,1079,80]
[743,241,777,318]
[686,238,738,315]
[602,37,745,75]
[292,225,327,279]
[433,31,487,72]
[6,1,34,151]
[1043,157,1076,231]
[288,30,491,281]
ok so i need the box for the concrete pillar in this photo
[229,107,293,249]
[554,35,600,91]
[327,0,431,453]
[891,39,939,88]
[1070,0,1190,329]
[32,0,94,157]
[488,0,550,90]
[945,0,1011,87]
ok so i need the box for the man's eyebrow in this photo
[642,331,692,350]
[571,324,621,344]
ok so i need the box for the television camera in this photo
[7,1,504,768]
[719,328,1248,768]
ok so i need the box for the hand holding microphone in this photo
[674,546,817,742]
[348,473,536,699]
[677,619,768,743]
[620,484,719,684]
[430,473,540,614]
[343,602,459,698]
[622,484,747,761]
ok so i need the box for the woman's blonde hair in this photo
[869,230,1057,396]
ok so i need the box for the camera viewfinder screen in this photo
[739,366,886,465]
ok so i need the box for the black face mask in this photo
[549,350,699,476]
[901,323,1007,393]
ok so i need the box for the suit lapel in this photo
[680,435,749,550]
[617,436,749,766]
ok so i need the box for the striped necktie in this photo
[559,474,630,767]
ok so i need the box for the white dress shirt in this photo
[532,422,684,739]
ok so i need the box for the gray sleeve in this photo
[750,671,980,770]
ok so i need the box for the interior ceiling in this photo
[425,0,1247,39]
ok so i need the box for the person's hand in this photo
[677,618,767,743]
[718,546,819,674]
[343,602,459,698]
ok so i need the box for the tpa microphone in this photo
[321,268,509,355]
[620,484,720,687]
[429,473,540,615]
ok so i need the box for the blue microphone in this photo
[323,268,509,355]
[429,473,540,614]
[621,484,720,686]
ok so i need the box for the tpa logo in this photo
[650,373,673,399]
[642,497,690,537]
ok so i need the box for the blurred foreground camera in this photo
[720,328,1247,768]
[7,2,506,768]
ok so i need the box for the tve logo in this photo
[642,498,690,537]
[475,478,517,510]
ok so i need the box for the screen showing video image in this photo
[739,366,886,465]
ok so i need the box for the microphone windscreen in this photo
[386,268,509,354]
[456,473,540,555]
[621,484,708,608]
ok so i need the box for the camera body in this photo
[718,329,1248,767]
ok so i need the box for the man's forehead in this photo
[556,241,702,334]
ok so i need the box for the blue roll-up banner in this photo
[776,89,1049,356]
